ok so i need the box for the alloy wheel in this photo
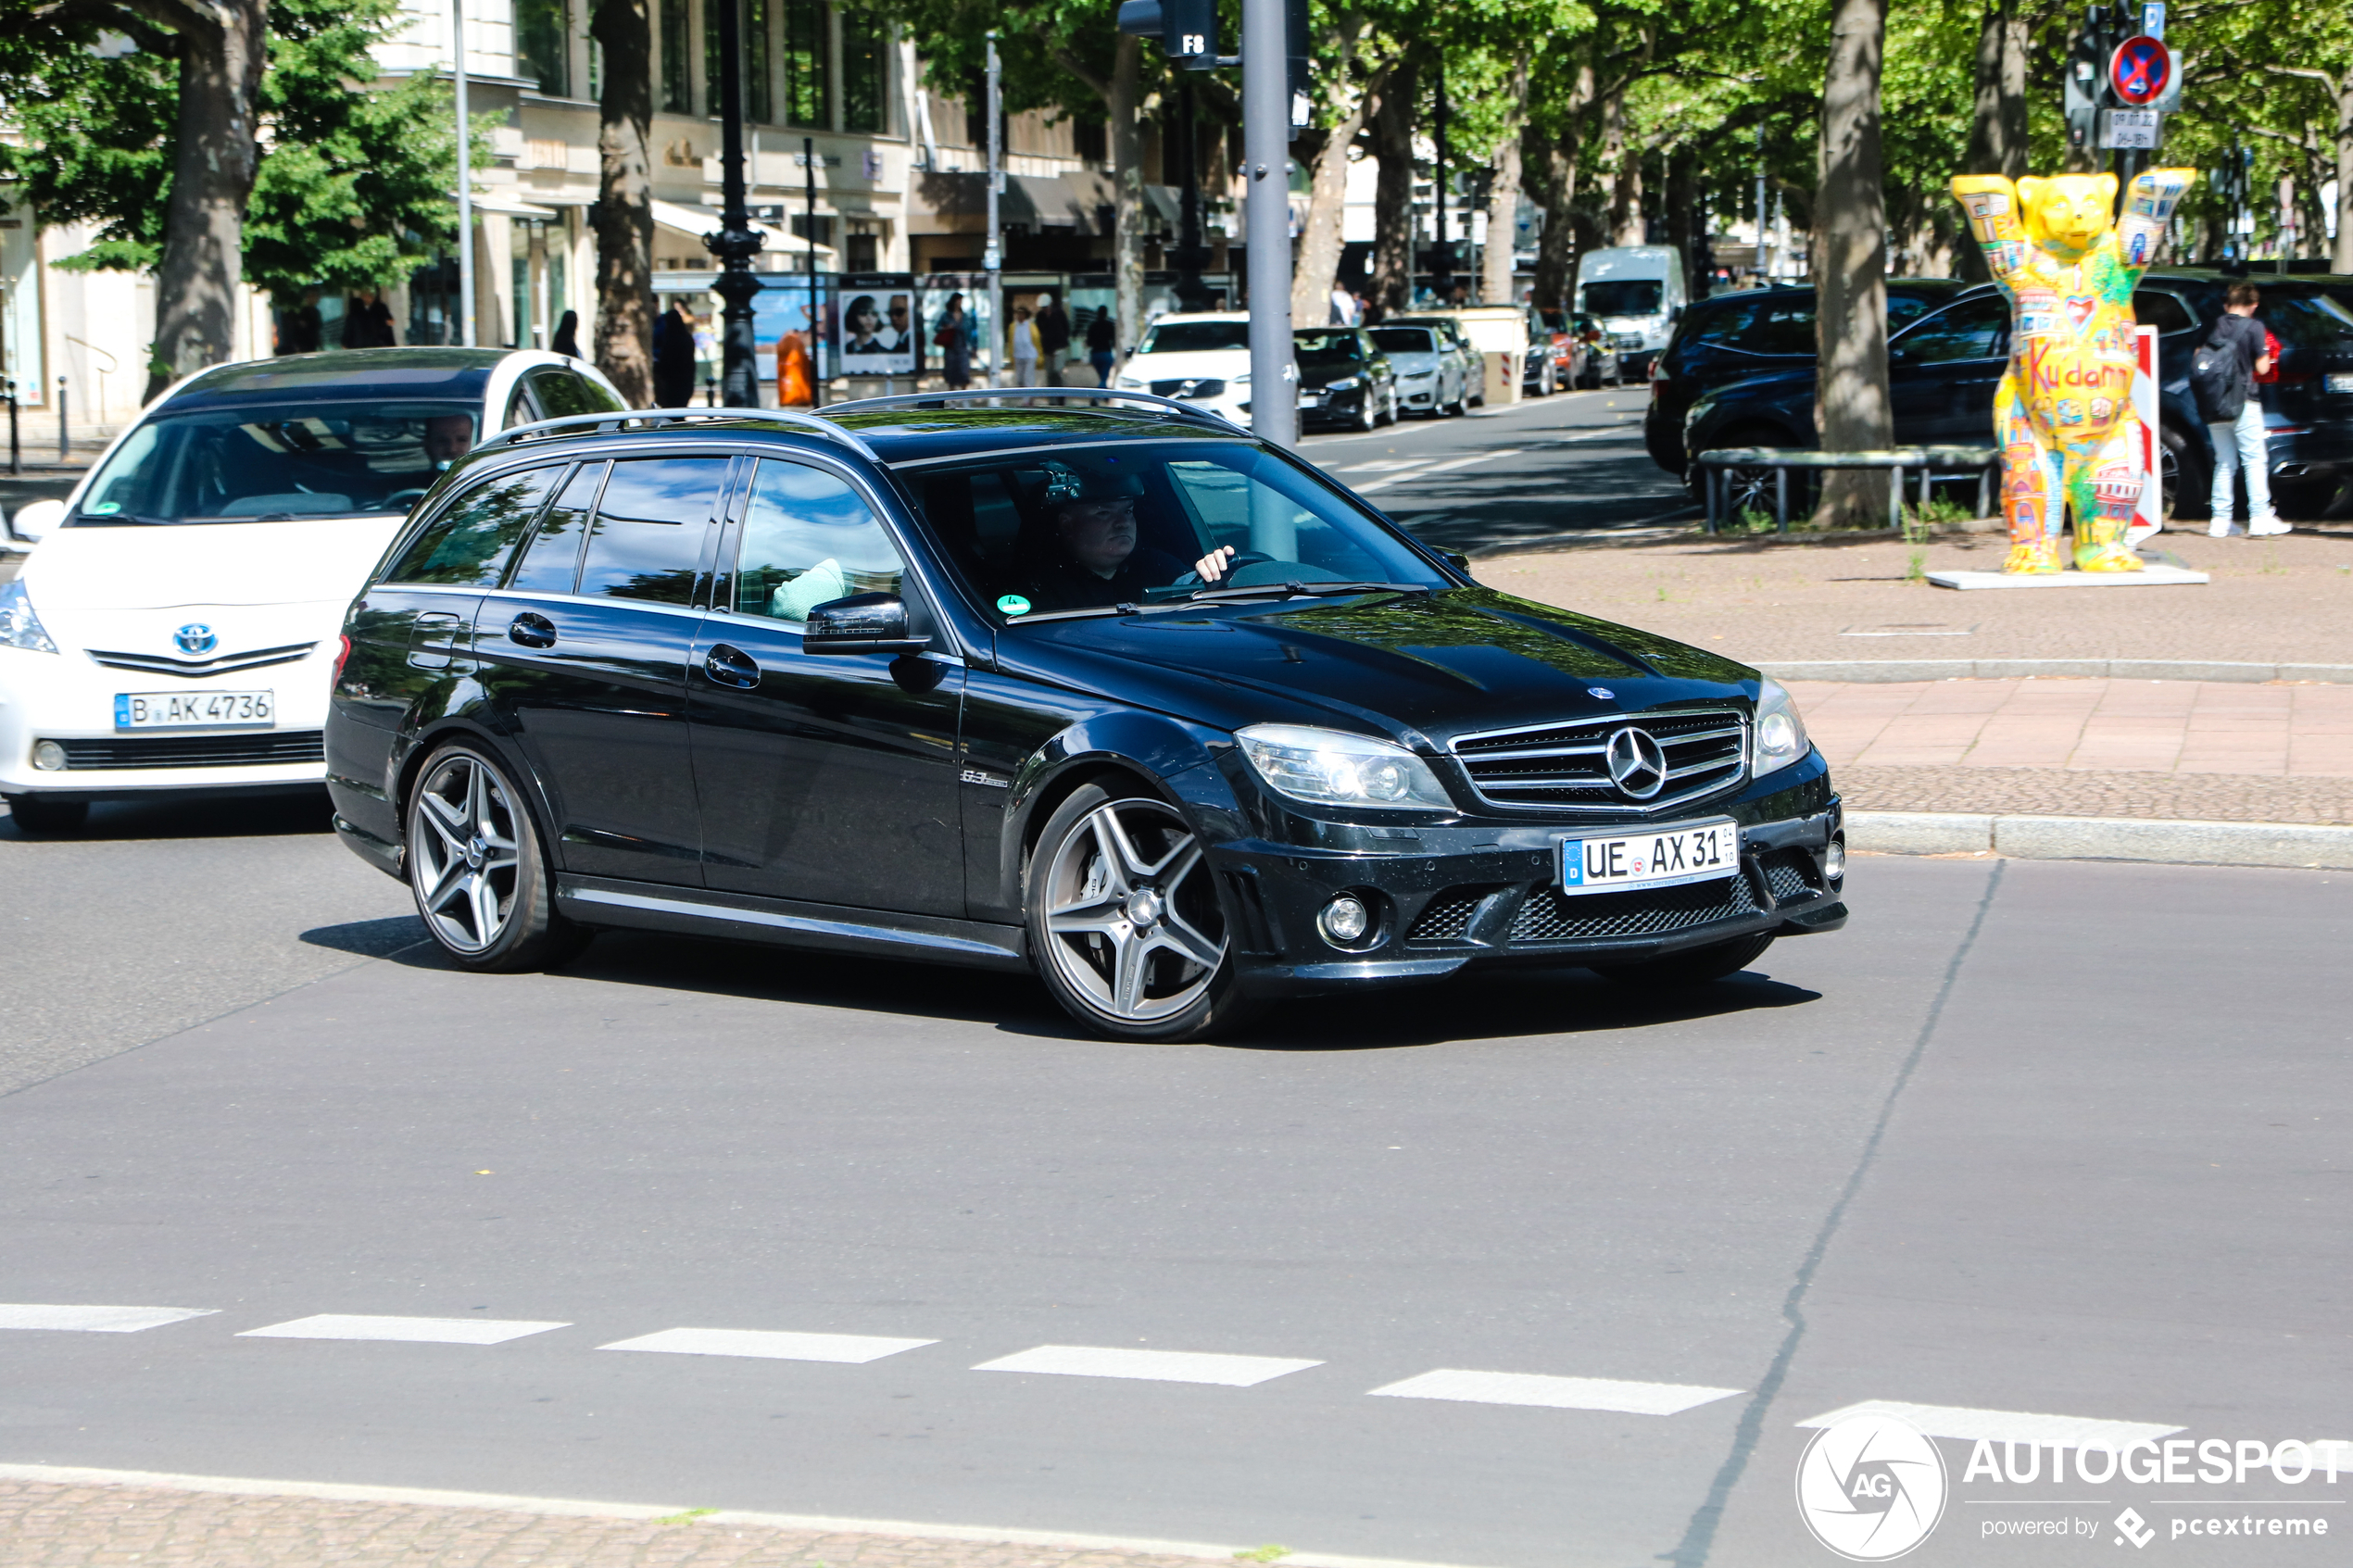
[409,750,523,954]
[1041,797,1227,1023]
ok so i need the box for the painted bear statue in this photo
[1948,167,2194,573]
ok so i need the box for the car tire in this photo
[1594,931,1775,986]
[2159,421,2210,522]
[405,740,588,972]
[1356,395,1378,432]
[5,794,89,836]
[1026,781,1262,1043]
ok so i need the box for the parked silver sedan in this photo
[1368,324,1469,418]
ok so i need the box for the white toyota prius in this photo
[0,347,624,834]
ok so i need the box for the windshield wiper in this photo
[1180,581,1437,603]
[68,511,177,526]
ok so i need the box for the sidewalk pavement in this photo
[0,1475,1292,1568]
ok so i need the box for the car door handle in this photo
[704,643,761,689]
[508,612,557,649]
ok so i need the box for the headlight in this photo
[1753,679,1810,774]
[1235,723,1454,810]
[1326,376,1361,392]
[1403,369,1434,381]
[0,581,57,654]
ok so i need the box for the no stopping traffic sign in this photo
[2110,34,2172,106]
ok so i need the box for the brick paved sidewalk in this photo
[1793,677,2353,824]
[0,1478,1284,1568]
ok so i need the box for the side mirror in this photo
[803,592,929,656]
[1442,550,1471,574]
[8,497,66,545]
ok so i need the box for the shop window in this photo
[1074,118,1106,164]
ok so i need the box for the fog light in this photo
[31,740,66,771]
[1318,894,1370,946]
[1825,837,1845,879]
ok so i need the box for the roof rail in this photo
[474,407,879,460]
[814,387,1240,433]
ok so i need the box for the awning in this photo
[650,199,798,252]
[459,190,561,219]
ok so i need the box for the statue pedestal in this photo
[1928,564,2210,591]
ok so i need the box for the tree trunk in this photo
[1662,146,1695,297]
[591,0,655,407]
[1292,21,1378,323]
[1478,62,1528,307]
[1368,56,1417,315]
[1812,0,1892,527]
[1965,0,2029,178]
[1600,84,1638,245]
[146,0,269,401]
[2334,77,2353,271]
[1522,123,1578,314]
[1110,36,1146,352]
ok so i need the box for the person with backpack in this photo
[2196,282,2286,536]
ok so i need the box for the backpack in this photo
[2193,322,2248,423]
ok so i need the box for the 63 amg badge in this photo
[1795,1411,1948,1560]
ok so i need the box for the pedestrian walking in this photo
[653,297,698,407]
[2195,282,2284,536]
[1011,304,1040,388]
[936,294,971,390]
[692,311,719,404]
[1036,292,1072,386]
[549,309,582,358]
[1329,282,1354,326]
[1086,308,1117,387]
[342,289,396,348]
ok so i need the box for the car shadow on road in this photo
[299,914,432,959]
[0,787,333,843]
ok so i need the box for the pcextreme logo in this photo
[1795,1411,1950,1561]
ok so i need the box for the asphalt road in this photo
[2,792,2347,1567]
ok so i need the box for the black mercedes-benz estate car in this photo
[325,392,1845,1041]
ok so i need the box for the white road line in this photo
[238,1314,569,1346]
[1796,1399,2184,1447]
[972,1344,1323,1386]
[1367,1369,1743,1415]
[1358,450,1521,493]
[0,1304,219,1334]
[1338,458,1437,474]
[598,1327,936,1363]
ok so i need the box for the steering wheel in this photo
[1169,549,1277,589]
[383,488,432,512]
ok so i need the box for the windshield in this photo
[1371,327,1436,355]
[1137,321,1251,354]
[1580,280,1665,317]
[1293,331,1366,366]
[900,440,1451,620]
[71,400,479,525]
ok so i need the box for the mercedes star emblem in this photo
[1605,725,1668,800]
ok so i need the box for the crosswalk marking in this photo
[1367,1369,1743,1415]
[971,1345,1323,1387]
[598,1327,937,1363]
[0,1304,219,1334]
[238,1315,569,1346]
[1795,1399,2183,1447]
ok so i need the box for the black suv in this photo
[325,395,1844,1041]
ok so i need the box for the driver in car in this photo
[423,413,476,470]
[1023,470,1238,611]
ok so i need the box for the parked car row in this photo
[1644,270,2353,521]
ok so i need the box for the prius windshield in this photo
[70,400,480,525]
[900,440,1450,620]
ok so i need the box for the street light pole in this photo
[1431,56,1450,306]
[705,0,764,405]
[1243,0,1293,446]
[986,31,1004,391]
[453,0,475,346]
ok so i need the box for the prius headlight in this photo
[0,581,57,654]
[1753,678,1810,775]
[1235,723,1453,809]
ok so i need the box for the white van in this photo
[1573,245,1686,379]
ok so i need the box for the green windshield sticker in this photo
[996,595,1032,617]
[89,501,122,515]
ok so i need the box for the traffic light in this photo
[1116,0,1217,70]
[2064,14,2106,155]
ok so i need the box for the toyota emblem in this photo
[173,623,218,656]
[1604,726,1667,799]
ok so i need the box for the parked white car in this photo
[1367,323,1469,417]
[0,347,624,834]
[1113,313,1282,426]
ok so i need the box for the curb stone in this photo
[1762,659,2353,684]
[1847,811,2353,870]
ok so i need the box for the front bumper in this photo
[1212,760,1843,997]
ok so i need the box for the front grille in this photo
[1451,708,1747,812]
[87,642,317,678]
[53,731,325,770]
[1404,886,1502,945]
[1761,849,1821,902]
[1510,872,1760,944]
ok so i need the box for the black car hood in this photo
[1004,586,1757,749]
[1298,361,1372,390]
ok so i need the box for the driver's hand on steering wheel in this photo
[1195,545,1238,583]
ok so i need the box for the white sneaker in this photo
[2208,521,2236,537]
[2251,518,2292,536]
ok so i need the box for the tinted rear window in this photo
[576,457,727,604]
[2259,295,2353,349]
[384,465,562,585]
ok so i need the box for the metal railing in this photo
[1691,445,2001,533]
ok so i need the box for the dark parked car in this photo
[326,395,1846,1042]
[1293,326,1399,430]
[1671,271,2353,520]
[1645,280,1969,476]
